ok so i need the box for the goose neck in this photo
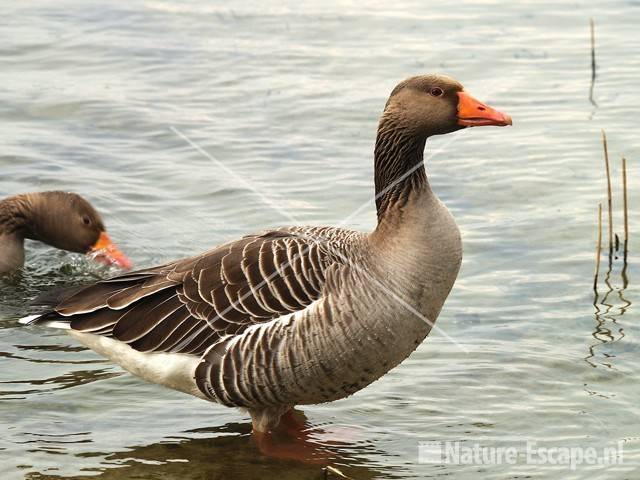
[373,115,432,223]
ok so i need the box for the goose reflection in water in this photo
[23,418,404,480]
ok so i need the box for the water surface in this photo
[1,1,639,478]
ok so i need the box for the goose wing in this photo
[28,226,355,356]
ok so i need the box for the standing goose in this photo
[1,191,131,274]
[20,75,511,448]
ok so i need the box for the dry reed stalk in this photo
[601,130,613,255]
[594,203,603,291]
[589,18,597,105]
[622,157,628,253]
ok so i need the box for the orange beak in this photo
[457,91,512,127]
[89,232,132,270]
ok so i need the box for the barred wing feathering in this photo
[31,227,357,356]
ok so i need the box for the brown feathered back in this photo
[29,227,352,355]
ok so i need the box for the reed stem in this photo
[594,203,602,292]
[622,157,628,252]
[601,130,613,256]
[589,18,597,106]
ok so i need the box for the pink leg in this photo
[252,430,329,464]
[250,408,328,464]
[279,408,363,445]
[278,408,309,438]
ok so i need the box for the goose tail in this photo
[18,313,71,330]
[18,314,41,325]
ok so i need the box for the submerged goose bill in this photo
[0,191,131,273]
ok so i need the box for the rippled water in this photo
[1,1,639,478]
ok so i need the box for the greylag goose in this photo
[0,191,131,274]
[20,75,510,451]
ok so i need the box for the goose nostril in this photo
[478,106,486,111]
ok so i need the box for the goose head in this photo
[26,192,132,270]
[383,74,512,136]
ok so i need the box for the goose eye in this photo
[82,216,92,226]
[430,87,444,97]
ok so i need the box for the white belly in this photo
[69,330,207,400]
